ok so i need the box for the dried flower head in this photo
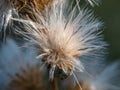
[0,39,46,90]
[13,1,106,81]
[10,65,46,90]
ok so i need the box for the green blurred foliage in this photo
[94,0,120,62]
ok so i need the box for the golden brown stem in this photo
[51,78,59,90]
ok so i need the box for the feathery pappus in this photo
[0,0,99,41]
[0,0,62,41]
[0,0,120,90]
[0,0,15,41]
[12,0,55,20]
[12,0,106,81]
[0,38,46,90]
[85,0,100,6]
[64,61,120,90]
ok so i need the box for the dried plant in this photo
[0,0,61,40]
[0,0,120,90]
[12,0,53,20]
[0,39,46,90]
[0,0,99,40]
[12,0,106,84]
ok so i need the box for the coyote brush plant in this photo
[0,0,100,39]
[13,0,106,81]
[0,0,120,90]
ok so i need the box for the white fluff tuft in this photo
[90,62,120,90]
[85,0,100,6]
[0,38,40,89]
[12,1,106,80]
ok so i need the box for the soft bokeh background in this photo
[94,0,120,62]
[80,0,120,62]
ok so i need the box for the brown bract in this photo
[10,65,46,90]
[12,0,53,20]
[39,49,75,78]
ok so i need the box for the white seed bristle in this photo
[13,1,106,80]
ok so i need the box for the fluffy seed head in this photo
[0,39,46,90]
[10,65,46,90]
[13,1,106,80]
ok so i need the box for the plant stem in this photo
[51,77,59,90]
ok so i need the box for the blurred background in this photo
[94,0,120,62]
[80,0,120,62]
[79,0,120,62]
